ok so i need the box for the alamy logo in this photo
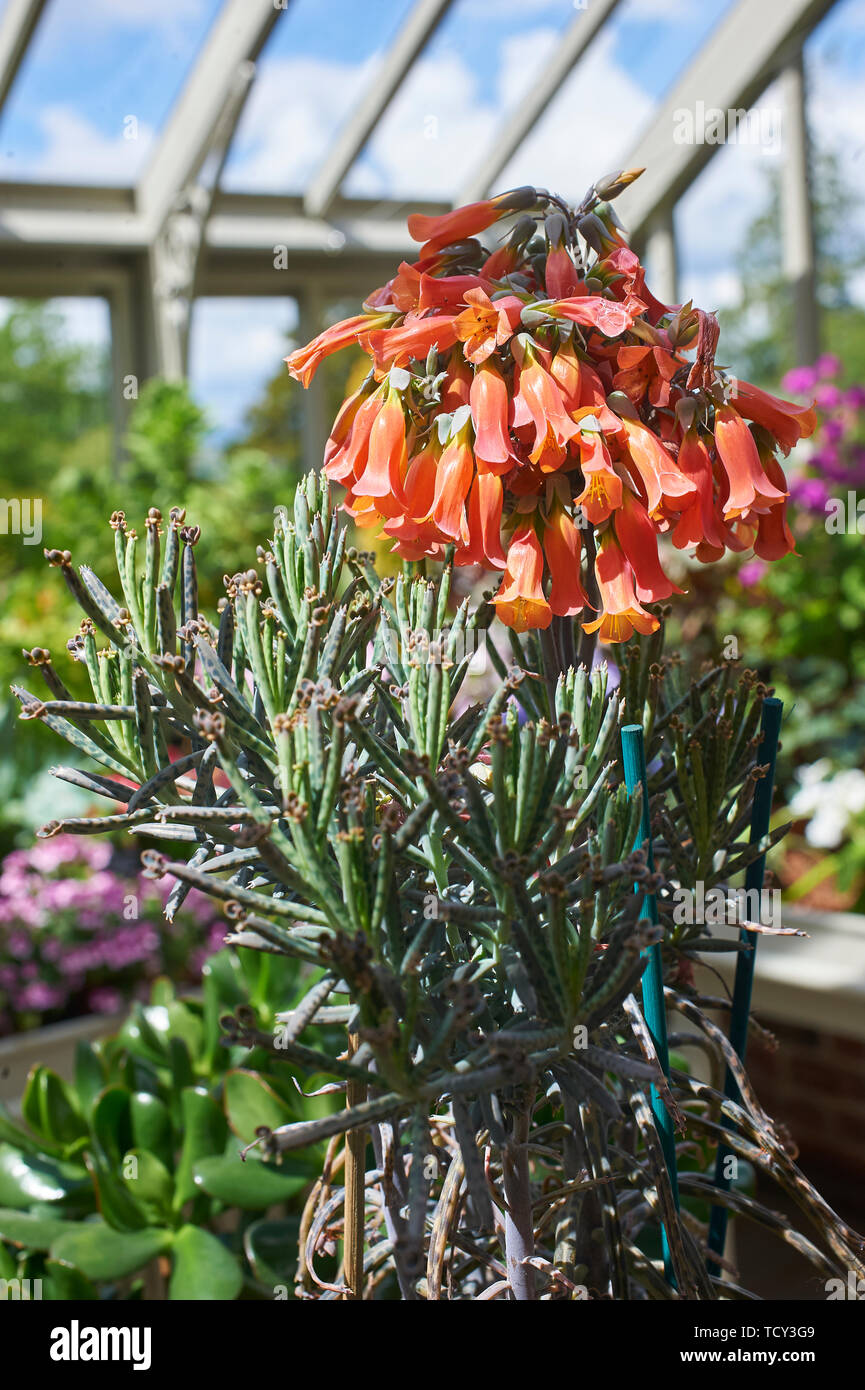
[0,497,42,545]
[49,1321,152,1371]
[0,1277,42,1299]
[671,884,781,927]
[825,1271,865,1299]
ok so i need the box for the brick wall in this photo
[746,1018,865,1178]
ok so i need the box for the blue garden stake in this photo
[707,696,783,1272]
[621,723,678,1283]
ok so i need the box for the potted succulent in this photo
[10,171,863,1300]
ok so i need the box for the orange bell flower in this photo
[714,405,786,519]
[613,486,682,602]
[574,430,622,525]
[352,387,408,511]
[731,380,817,455]
[670,425,726,552]
[286,311,397,386]
[430,416,474,542]
[511,336,579,471]
[546,294,636,338]
[458,472,507,569]
[493,521,552,632]
[407,187,536,254]
[752,449,796,560]
[543,499,590,617]
[364,314,459,372]
[619,417,697,517]
[324,384,386,486]
[470,359,513,473]
[454,288,523,365]
[582,533,659,643]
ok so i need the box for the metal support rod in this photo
[780,50,820,366]
[707,696,783,1271]
[343,1031,366,1299]
[644,207,679,308]
[621,722,678,1284]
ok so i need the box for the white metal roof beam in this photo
[303,0,456,220]
[0,0,47,114]
[136,0,284,230]
[615,0,838,237]
[456,0,623,206]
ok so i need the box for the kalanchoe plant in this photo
[15,471,864,1300]
[286,171,816,651]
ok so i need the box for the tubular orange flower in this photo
[286,312,396,386]
[323,378,376,481]
[619,417,697,517]
[407,200,500,251]
[454,288,523,365]
[549,337,583,411]
[459,472,507,569]
[732,380,818,454]
[714,405,786,519]
[546,294,636,338]
[418,272,491,314]
[408,186,536,253]
[511,336,579,471]
[442,350,473,410]
[545,214,580,298]
[671,425,726,552]
[364,314,459,372]
[753,449,796,560]
[582,533,659,643]
[352,387,408,511]
[574,430,622,525]
[613,486,682,601]
[493,522,552,632]
[601,245,671,325]
[470,359,513,472]
[325,383,386,485]
[543,499,589,617]
[383,441,442,546]
[430,417,474,542]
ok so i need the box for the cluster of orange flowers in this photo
[286,174,816,641]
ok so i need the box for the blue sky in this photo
[1,0,863,438]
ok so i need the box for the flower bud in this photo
[593,167,645,200]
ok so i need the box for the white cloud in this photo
[23,106,155,182]
[222,54,375,193]
[496,27,654,200]
[346,51,500,199]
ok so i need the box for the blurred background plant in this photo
[0,834,227,1035]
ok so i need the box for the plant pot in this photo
[0,1010,124,1107]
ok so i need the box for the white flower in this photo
[789,761,865,849]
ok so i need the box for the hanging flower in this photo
[286,171,815,642]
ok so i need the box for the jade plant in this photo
[11,468,864,1300]
[0,949,326,1299]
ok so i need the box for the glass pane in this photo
[343,0,577,201]
[0,0,223,183]
[221,0,416,194]
[804,0,865,355]
[188,296,299,444]
[675,78,783,327]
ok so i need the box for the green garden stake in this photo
[621,722,678,1282]
[707,696,783,1273]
